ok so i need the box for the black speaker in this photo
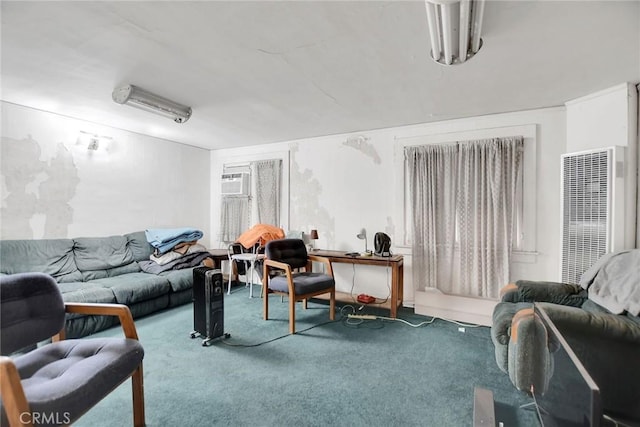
[191,267,229,346]
[374,232,392,257]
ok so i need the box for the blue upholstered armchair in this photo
[262,239,335,334]
[491,250,640,423]
[0,272,145,426]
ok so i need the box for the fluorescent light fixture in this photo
[424,0,485,66]
[112,84,192,123]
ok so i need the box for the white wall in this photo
[1,102,211,241]
[211,105,568,316]
[566,83,638,250]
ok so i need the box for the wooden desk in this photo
[208,249,230,269]
[306,250,404,318]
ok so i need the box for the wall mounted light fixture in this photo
[112,84,192,123]
[77,131,112,151]
[424,0,485,66]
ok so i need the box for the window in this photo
[219,158,285,244]
[395,125,537,297]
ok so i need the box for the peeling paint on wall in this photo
[289,143,335,247]
[342,135,381,165]
[1,136,79,239]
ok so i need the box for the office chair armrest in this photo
[56,303,139,341]
[263,259,295,293]
[0,356,32,426]
[307,255,334,277]
[263,259,293,274]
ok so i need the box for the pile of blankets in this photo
[140,228,214,274]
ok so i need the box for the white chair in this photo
[227,243,264,298]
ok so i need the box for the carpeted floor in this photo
[77,285,538,426]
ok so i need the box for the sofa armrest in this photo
[541,303,640,345]
[500,280,586,307]
[53,303,139,341]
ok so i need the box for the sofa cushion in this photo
[159,268,195,293]
[80,263,141,281]
[73,236,139,280]
[125,231,153,262]
[57,282,118,319]
[90,273,170,305]
[57,282,116,303]
[0,239,82,283]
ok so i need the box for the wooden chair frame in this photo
[0,303,145,427]
[262,254,335,334]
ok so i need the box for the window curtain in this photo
[406,137,523,298]
[254,159,281,226]
[219,196,249,243]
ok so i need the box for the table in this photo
[228,253,264,298]
[306,250,404,318]
[208,249,230,268]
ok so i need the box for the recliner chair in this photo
[491,250,640,423]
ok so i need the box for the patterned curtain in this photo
[254,159,281,226]
[406,137,523,298]
[219,196,249,243]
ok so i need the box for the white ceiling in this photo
[1,1,639,150]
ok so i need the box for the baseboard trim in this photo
[414,289,497,326]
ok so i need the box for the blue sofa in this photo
[0,231,198,338]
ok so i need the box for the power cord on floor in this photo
[219,317,337,348]
[217,301,481,347]
[345,309,482,329]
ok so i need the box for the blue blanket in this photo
[145,228,204,255]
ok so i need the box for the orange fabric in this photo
[236,223,285,249]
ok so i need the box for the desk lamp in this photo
[309,229,318,251]
[356,229,368,254]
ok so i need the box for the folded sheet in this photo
[145,228,204,255]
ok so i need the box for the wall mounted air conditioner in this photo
[560,146,626,284]
[221,173,250,196]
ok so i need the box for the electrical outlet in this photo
[458,327,466,333]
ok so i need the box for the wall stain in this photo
[1,136,79,239]
[342,135,381,165]
[289,143,335,247]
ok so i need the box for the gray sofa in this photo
[491,250,640,422]
[0,231,198,338]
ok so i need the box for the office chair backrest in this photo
[265,239,308,270]
[1,272,65,355]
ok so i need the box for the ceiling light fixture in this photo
[424,0,485,66]
[112,84,192,123]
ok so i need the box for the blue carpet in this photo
[76,287,538,426]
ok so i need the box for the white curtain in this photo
[219,197,249,243]
[254,159,281,226]
[406,137,523,298]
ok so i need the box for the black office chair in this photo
[0,272,145,426]
[262,238,335,334]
